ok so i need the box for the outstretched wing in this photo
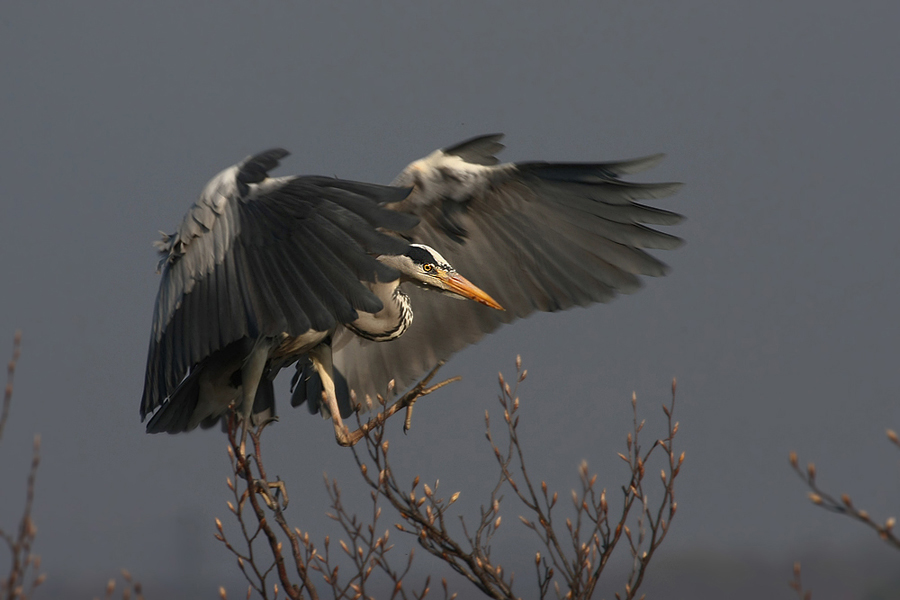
[330,134,684,407]
[141,149,417,419]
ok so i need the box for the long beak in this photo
[441,272,504,310]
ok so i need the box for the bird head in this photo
[383,244,504,310]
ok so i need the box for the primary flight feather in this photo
[141,134,682,445]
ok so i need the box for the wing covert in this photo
[141,150,416,419]
[332,134,684,405]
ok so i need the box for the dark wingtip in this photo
[604,153,667,175]
[237,148,290,185]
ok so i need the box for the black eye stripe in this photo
[405,246,437,266]
[405,245,453,272]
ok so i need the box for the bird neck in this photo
[345,281,413,342]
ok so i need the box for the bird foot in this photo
[334,423,357,447]
[256,479,289,510]
[335,363,461,446]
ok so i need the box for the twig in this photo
[1,333,47,600]
[790,431,900,552]
[96,569,145,600]
[217,413,318,600]
[0,330,22,443]
[348,357,682,600]
[788,562,812,600]
[215,357,681,600]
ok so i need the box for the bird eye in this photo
[423,264,433,272]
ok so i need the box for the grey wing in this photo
[332,134,684,405]
[140,149,416,419]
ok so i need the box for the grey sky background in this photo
[2,1,899,596]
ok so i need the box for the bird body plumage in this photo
[344,281,413,343]
[141,134,683,444]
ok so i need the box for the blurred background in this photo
[2,1,899,598]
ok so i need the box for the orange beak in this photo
[440,272,504,310]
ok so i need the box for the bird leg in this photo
[341,362,461,446]
[308,344,353,446]
[255,478,289,510]
[238,342,270,452]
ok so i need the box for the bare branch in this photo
[213,357,682,600]
[96,570,146,600]
[215,414,319,600]
[790,432,900,552]
[0,330,22,443]
[1,333,47,600]
[344,358,681,600]
[788,562,812,600]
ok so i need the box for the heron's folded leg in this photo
[239,342,270,448]
[309,344,352,446]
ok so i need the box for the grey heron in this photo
[140,135,683,445]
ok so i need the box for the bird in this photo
[140,134,683,446]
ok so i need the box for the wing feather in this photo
[298,223,385,315]
[331,135,683,406]
[140,150,416,419]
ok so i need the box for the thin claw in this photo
[345,427,365,446]
[336,423,354,447]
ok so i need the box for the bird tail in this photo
[145,364,206,434]
[146,365,276,434]
[210,377,276,432]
